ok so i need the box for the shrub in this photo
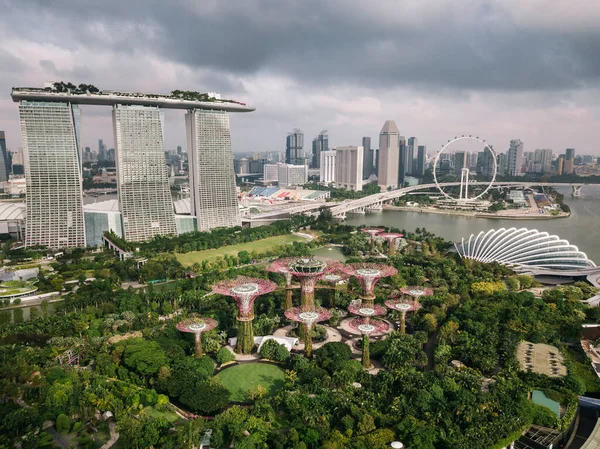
[259,339,289,362]
[216,347,235,365]
[56,413,71,434]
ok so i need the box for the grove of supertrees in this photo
[378,232,404,256]
[267,263,295,310]
[212,276,277,354]
[319,271,349,308]
[348,318,390,368]
[342,262,398,307]
[269,257,341,311]
[361,227,384,251]
[385,298,422,334]
[285,307,331,357]
[176,317,218,357]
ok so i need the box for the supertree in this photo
[400,286,434,300]
[176,317,218,357]
[285,307,331,357]
[378,232,404,256]
[385,298,422,334]
[212,277,277,354]
[269,257,341,311]
[347,317,390,368]
[319,271,349,308]
[342,263,398,308]
[361,228,384,251]
[267,264,295,310]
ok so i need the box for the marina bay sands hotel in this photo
[11,83,254,248]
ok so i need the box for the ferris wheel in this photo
[433,135,497,201]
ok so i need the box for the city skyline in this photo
[2,2,600,155]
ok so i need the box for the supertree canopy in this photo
[399,286,434,300]
[348,317,390,368]
[176,317,218,357]
[378,232,404,256]
[285,306,331,357]
[342,263,398,307]
[319,271,349,308]
[361,228,384,250]
[269,257,341,311]
[212,276,277,354]
[385,298,422,334]
[347,303,387,319]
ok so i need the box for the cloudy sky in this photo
[1,0,600,156]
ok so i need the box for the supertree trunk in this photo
[285,289,293,310]
[400,311,406,334]
[361,295,375,309]
[362,334,370,368]
[330,288,337,308]
[300,277,318,311]
[305,329,313,358]
[194,333,203,357]
[236,319,255,354]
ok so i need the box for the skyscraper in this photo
[534,149,553,173]
[378,121,400,189]
[507,139,525,177]
[362,137,373,179]
[416,145,426,177]
[566,148,576,161]
[320,151,336,184]
[0,131,9,182]
[186,110,241,231]
[334,146,363,191]
[311,130,328,169]
[397,136,408,188]
[113,105,177,242]
[286,129,304,165]
[19,102,86,248]
[407,137,418,174]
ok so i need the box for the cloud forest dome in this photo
[455,227,596,270]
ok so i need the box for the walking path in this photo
[100,422,119,449]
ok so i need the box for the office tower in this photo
[177,145,182,155]
[507,139,525,177]
[397,136,408,187]
[454,152,466,171]
[320,151,336,184]
[107,148,115,162]
[565,148,575,161]
[583,155,593,164]
[186,110,241,231]
[476,149,495,178]
[286,129,304,165]
[563,159,574,175]
[0,131,9,182]
[311,130,328,169]
[496,152,507,176]
[334,146,363,191]
[534,149,552,173]
[113,105,177,241]
[374,149,379,176]
[416,145,426,177]
[377,121,399,189]
[407,137,418,174]
[557,156,565,175]
[362,137,373,179]
[278,164,307,187]
[18,102,86,248]
[263,164,280,181]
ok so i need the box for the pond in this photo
[312,245,347,261]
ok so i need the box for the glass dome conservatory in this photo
[455,227,595,270]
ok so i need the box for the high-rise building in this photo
[407,137,418,174]
[286,129,304,165]
[563,159,574,175]
[454,152,466,170]
[0,131,9,182]
[177,145,183,155]
[476,149,495,178]
[334,146,363,191]
[507,139,525,177]
[378,121,400,190]
[497,152,507,176]
[113,105,177,242]
[311,130,328,169]
[534,149,553,173]
[263,164,280,182]
[320,151,336,184]
[362,137,373,179]
[557,156,565,175]
[416,145,426,177]
[566,148,576,161]
[19,102,86,248]
[278,164,307,187]
[397,136,408,187]
[186,110,241,231]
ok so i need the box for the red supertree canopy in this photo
[269,257,342,293]
[361,228,384,236]
[176,317,218,334]
[342,263,398,297]
[399,286,434,299]
[266,263,294,287]
[212,277,277,318]
[285,307,332,328]
[378,232,404,241]
[319,270,350,285]
[348,303,388,318]
[348,317,390,335]
[385,298,422,313]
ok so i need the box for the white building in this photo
[378,120,400,190]
[335,146,363,191]
[113,105,177,242]
[186,110,241,232]
[320,151,336,184]
[534,149,553,173]
[278,164,307,187]
[19,102,86,248]
[507,139,525,177]
[263,164,280,182]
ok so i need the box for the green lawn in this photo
[176,235,305,266]
[140,406,180,423]
[216,363,285,402]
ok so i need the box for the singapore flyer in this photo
[433,136,496,201]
